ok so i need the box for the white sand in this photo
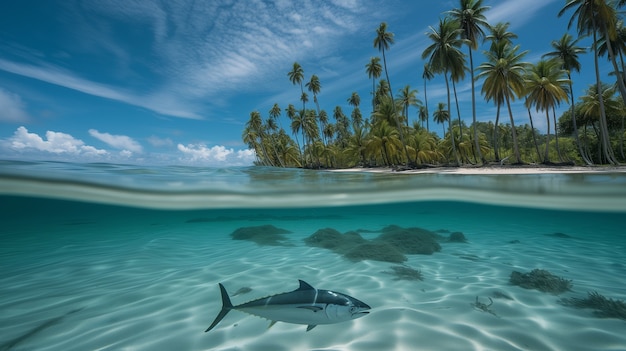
[3,214,624,351]
[331,165,626,175]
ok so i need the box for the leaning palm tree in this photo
[366,57,383,112]
[559,0,619,164]
[476,41,529,164]
[543,33,592,165]
[449,0,491,164]
[524,59,570,163]
[422,17,465,165]
[374,22,410,165]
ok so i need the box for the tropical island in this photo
[242,0,625,170]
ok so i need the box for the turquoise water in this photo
[1,160,625,351]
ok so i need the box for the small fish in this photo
[205,280,370,332]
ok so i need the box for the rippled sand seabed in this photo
[1,207,625,351]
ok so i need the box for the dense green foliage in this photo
[243,0,626,168]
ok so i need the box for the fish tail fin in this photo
[204,283,233,332]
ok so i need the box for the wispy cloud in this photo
[0,88,30,123]
[88,129,143,154]
[487,0,561,30]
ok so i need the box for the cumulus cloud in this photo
[177,143,255,166]
[88,129,143,154]
[0,88,30,123]
[8,126,107,156]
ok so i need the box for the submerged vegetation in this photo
[243,0,626,168]
[560,291,626,320]
[509,269,573,294]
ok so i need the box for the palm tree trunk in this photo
[552,106,563,162]
[445,71,460,165]
[568,77,593,165]
[494,104,501,162]
[452,80,463,138]
[527,107,542,162]
[544,109,551,163]
[381,48,411,166]
[601,21,626,106]
[424,80,430,132]
[505,94,522,164]
[468,47,484,164]
[592,16,619,165]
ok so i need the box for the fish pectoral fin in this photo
[297,306,324,312]
[306,324,317,332]
[267,320,277,329]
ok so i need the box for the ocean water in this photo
[1,160,625,351]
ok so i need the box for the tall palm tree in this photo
[422,64,435,132]
[288,62,305,110]
[422,17,465,165]
[397,85,421,127]
[449,0,491,164]
[543,33,592,164]
[559,0,619,164]
[524,59,570,163]
[476,41,529,164]
[374,22,410,165]
[484,22,518,161]
[366,57,382,112]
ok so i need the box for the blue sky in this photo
[0,0,613,166]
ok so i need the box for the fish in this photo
[205,280,370,332]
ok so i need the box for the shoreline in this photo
[328,164,626,175]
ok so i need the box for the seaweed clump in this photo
[509,269,572,294]
[383,265,423,281]
[448,231,468,243]
[559,291,626,321]
[343,242,407,263]
[230,225,292,246]
[376,225,442,255]
[304,228,406,263]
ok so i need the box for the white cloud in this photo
[88,129,143,154]
[0,88,30,123]
[8,126,107,156]
[177,143,255,166]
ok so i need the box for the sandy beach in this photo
[330,165,626,175]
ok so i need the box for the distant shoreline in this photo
[328,164,626,175]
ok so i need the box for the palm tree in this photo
[422,64,435,132]
[544,33,592,165]
[366,57,383,112]
[476,41,529,164]
[288,62,305,110]
[422,17,465,164]
[449,0,491,164]
[485,22,517,161]
[559,0,619,164]
[418,105,429,131]
[397,85,421,127]
[524,59,570,163]
[374,22,410,165]
[245,111,273,166]
[433,102,450,140]
[347,92,363,128]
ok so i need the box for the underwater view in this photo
[1,160,626,351]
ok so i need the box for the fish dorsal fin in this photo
[297,280,315,291]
